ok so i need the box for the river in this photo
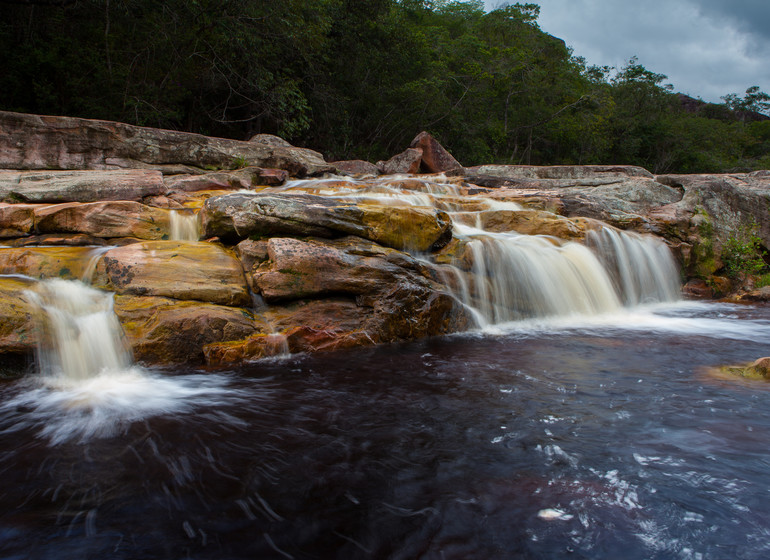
[2,300,769,559]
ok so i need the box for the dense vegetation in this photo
[2,0,769,172]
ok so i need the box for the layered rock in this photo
[0,276,36,354]
[92,241,251,306]
[410,131,463,173]
[0,110,334,176]
[0,169,165,203]
[200,192,452,252]
[34,201,171,240]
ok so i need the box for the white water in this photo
[20,279,244,443]
[169,210,199,241]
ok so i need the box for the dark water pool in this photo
[2,302,770,559]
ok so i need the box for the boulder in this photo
[34,201,171,240]
[377,147,423,175]
[93,241,251,306]
[248,133,293,147]
[0,110,334,176]
[200,192,452,252]
[253,236,428,302]
[203,333,289,366]
[0,276,36,354]
[113,295,258,364]
[332,160,380,176]
[0,169,165,203]
[410,131,463,173]
[0,203,37,238]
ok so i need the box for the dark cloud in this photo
[483,0,770,102]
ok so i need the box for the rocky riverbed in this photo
[1,111,769,367]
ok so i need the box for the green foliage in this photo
[1,0,769,171]
[721,222,768,278]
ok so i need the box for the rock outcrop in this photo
[1,111,769,368]
[0,110,334,176]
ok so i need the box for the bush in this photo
[721,222,767,277]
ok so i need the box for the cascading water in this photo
[25,279,132,381]
[12,277,245,443]
[169,209,200,241]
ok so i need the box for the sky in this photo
[483,0,770,103]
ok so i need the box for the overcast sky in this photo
[483,0,770,103]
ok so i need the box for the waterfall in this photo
[441,224,680,327]
[25,279,132,382]
[585,227,681,305]
[169,210,199,241]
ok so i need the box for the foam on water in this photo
[0,371,248,444]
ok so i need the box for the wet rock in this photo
[377,147,423,175]
[719,357,770,381]
[467,164,654,181]
[203,333,288,366]
[0,170,165,203]
[452,209,587,239]
[113,295,257,364]
[0,246,105,280]
[409,131,463,173]
[200,192,452,252]
[0,110,334,176]
[93,241,250,306]
[738,286,770,302]
[34,201,170,240]
[0,276,36,354]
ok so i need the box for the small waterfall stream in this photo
[26,279,132,381]
[169,209,200,241]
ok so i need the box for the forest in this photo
[2,0,769,173]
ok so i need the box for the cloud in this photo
[483,0,770,102]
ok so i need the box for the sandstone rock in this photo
[248,133,293,147]
[163,167,288,193]
[720,357,770,381]
[200,192,452,252]
[467,164,654,181]
[738,286,770,302]
[377,147,423,175]
[0,203,37,238]
[0,276,36,354]
[0,246,107,280]
[410,131,463,173]
[682,278,713,299]
[113,295,257,363]
[253,237,427,302]
[331,160,380,176]
[0,110,334,176]
[0,170,165,203]
[203,333,289,366]
[93,241,250,306]
[452,209,587,239]
[34,201,170,240]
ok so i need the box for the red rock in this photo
[409,131,463,173]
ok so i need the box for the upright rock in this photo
[410,131,463,173]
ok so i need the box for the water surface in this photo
[1,302,770,559]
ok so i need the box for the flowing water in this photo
[1,302,770,559]
[169,210,200,242]
[2,176,769,558]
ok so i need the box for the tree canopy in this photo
[1,0,768,172]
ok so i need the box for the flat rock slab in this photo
[0,169,165,203]
[0,246,107,280]
[34,201,171,240]
[93,241,250,306]
[0,110,334,176]
[201,192,452,252]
